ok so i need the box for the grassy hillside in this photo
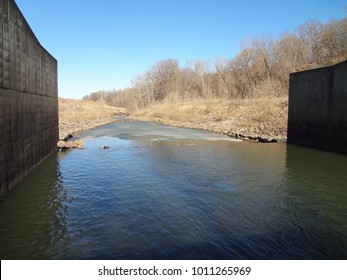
[58,98,127,139]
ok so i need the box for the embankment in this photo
[58,98,127,139]
[130,97,288,142]
[59,97,288,143]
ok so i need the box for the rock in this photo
[258,137,268,143]
[57,139,84,149]
[100,145,110,149]
[63,134,74,141]
[257,137,278,143]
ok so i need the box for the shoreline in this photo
[58,98,287,143]
[59,115,287,143]
[128,98,288,143]
[58,98,127,139]
[130,116,287,143]
[59,117,119,139]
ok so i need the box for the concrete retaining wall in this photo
[0,0,58,196]
[287,60,347,153]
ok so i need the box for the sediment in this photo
[131,117,287,143]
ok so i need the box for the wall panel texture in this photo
[0,0,58,196]
[288,60,347,153]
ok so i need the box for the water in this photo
[1,121,347,259]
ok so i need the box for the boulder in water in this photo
[57,139,84,149]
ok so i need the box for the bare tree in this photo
[83,17,347,109]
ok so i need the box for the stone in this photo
[57,139,84,149]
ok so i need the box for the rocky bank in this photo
[131,98,288,143]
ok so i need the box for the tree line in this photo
[83,17,347,110]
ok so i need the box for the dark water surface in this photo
[1,121,347,259]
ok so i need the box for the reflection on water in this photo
[0,121,346,259]
[0,158,67,259]
[282,145,347,259]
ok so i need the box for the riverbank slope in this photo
[130,97,288,142]
[59,97,288,142]
[58,98,127,139]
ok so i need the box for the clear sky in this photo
[15,0,346,99]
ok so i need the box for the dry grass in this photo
[58,97,288,142]
[59,98,127,123]
[133,97,287,124]
[131,97,288,142]
[58,98,127,138]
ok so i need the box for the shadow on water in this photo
[279,145,347,259]
[0,155,68,259]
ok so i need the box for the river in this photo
[0,121,346,259]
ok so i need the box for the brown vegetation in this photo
[58,98,127,139]
[82,17,346,141]
[132,97,288,142]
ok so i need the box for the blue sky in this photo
[15,0,346,99]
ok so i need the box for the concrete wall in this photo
[0,0,58,196]
[287,60,347,153]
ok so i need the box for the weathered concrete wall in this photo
[287,60,347,153]
[0,0,58,196]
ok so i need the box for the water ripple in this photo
[1,122,347,259]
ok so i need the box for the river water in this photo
[0,121,346,259]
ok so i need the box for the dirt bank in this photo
[130,97,288,142]
[59,98,127,139]
[59,97,288,143]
